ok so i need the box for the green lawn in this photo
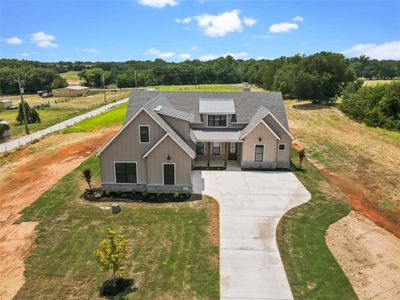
[276,150,357,299]
[60,71,81,81]
[63,104,127,133]
[15,156,219,299]
[155,84,243,92]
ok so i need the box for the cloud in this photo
[342,41,400,60]
[292,16,304,22]
[77,48,100,53]
[269,22,298,33]
[20,52,37,57]
[175,17,192,24]
[145,48,175,59]
[195,9,243,37]
[190,45,199,51]
[199,54,219,61]
[5,37,22,45]
[178,53,191,60]
[199,52,247,61]
[243,17,257,26]
[30,32,58,48]
[138,0,178,8]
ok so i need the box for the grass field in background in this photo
[63,104,127,133]
[276,150,357,299]
[155,83,265,92]
[362,79,399,86]
[59,71,81,82]
[15,156,219,299]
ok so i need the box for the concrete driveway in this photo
[192,170,311,300]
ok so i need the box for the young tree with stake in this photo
[81,167,92,190]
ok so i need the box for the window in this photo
[200,114,204,122]
[255,145,264,162]
[115,162,137,183]
[212,142,221,155]
[278,143,286,151]
[139,125,150,143]
[231,114,237,122]
[208,115,227,127]
[196,142,204,155]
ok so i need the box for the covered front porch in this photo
[191,129,242,170]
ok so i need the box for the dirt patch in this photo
[207,196,220,247]
[326,211,400,299]
[0,127,118,299]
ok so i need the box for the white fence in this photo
[0,98,128,153]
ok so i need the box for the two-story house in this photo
[97,90,294,193]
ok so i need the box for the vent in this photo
[154,105,163,112]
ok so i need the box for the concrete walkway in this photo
[0,98,128,153]
[192,170,311,300]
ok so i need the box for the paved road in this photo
[192,170,311,300]
[0,98,128,153]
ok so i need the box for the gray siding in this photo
[241,122,278,168]
[146,135,192,188]
[162,115,190,143]
[263,114,291,166]
[100,110,166,184]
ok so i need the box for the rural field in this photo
[362,79,399,86]
[0,90,130,138]
[284,99,400,298]
[59,71,82,85]
[155,83,265,92]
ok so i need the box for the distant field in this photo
[0,90,130,138]
[362,79,399,86]
[155,84,265,92]
[60,71,81,82]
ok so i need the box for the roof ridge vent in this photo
[154,105,163,112]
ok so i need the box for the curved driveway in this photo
[192,170,311,300]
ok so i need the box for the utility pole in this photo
[194,71,197,89]
[102,73,107,104]
[17,77,29,135]
[134,71,138,89]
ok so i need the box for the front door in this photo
[163,163,175,185]
[228,142,237,160]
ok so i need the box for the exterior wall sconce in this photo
[167,155,171,160]
[258,137,262,141]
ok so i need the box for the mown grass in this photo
[59,71,81,81]
[276,150,357,299]
[155,84,243,92]
[16,156,219,299]
[63,104,127,133]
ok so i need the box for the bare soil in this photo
[326,211,400,300]
[0,127,118,300]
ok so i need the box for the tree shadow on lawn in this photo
[99,278,137,299]
[292,102,335,110]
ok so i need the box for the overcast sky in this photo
[0,0,399,62]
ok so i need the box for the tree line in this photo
[1,53,399,100]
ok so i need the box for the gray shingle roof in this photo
[239,106,270,139]
[125,91,289,129]
[155,106,195,122]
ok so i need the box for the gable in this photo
[144,134,193,159]
[263,113,294,140]
[244,121,280,140]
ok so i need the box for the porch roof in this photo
[192,130,242,142]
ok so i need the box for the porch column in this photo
[224,142,228,167]
[207,142,211,167]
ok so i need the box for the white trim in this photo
[241,119,281,140]
[162,163,176,185]
[97,106,195,159]
[142,133,169,158]
[207,114,228,128]
[139,125,150,143]
[254,144,264,162]
[113,161,138,184]
[266,112,295,140]
[278,143,286,151]
[97,107,147,156]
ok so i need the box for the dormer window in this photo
[231,114,237,122]
[208,115,227,127]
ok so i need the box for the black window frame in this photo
[278,143,286,151]
[212,142,221,155]
[196,142,204,155]
[115,162,137,183]
[139,125,150,143]
[208,115,227,127]
[255,145,264,162]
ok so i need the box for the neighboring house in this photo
[52,85,89,97]
[97,91,294,193]
[0,99,12,110]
